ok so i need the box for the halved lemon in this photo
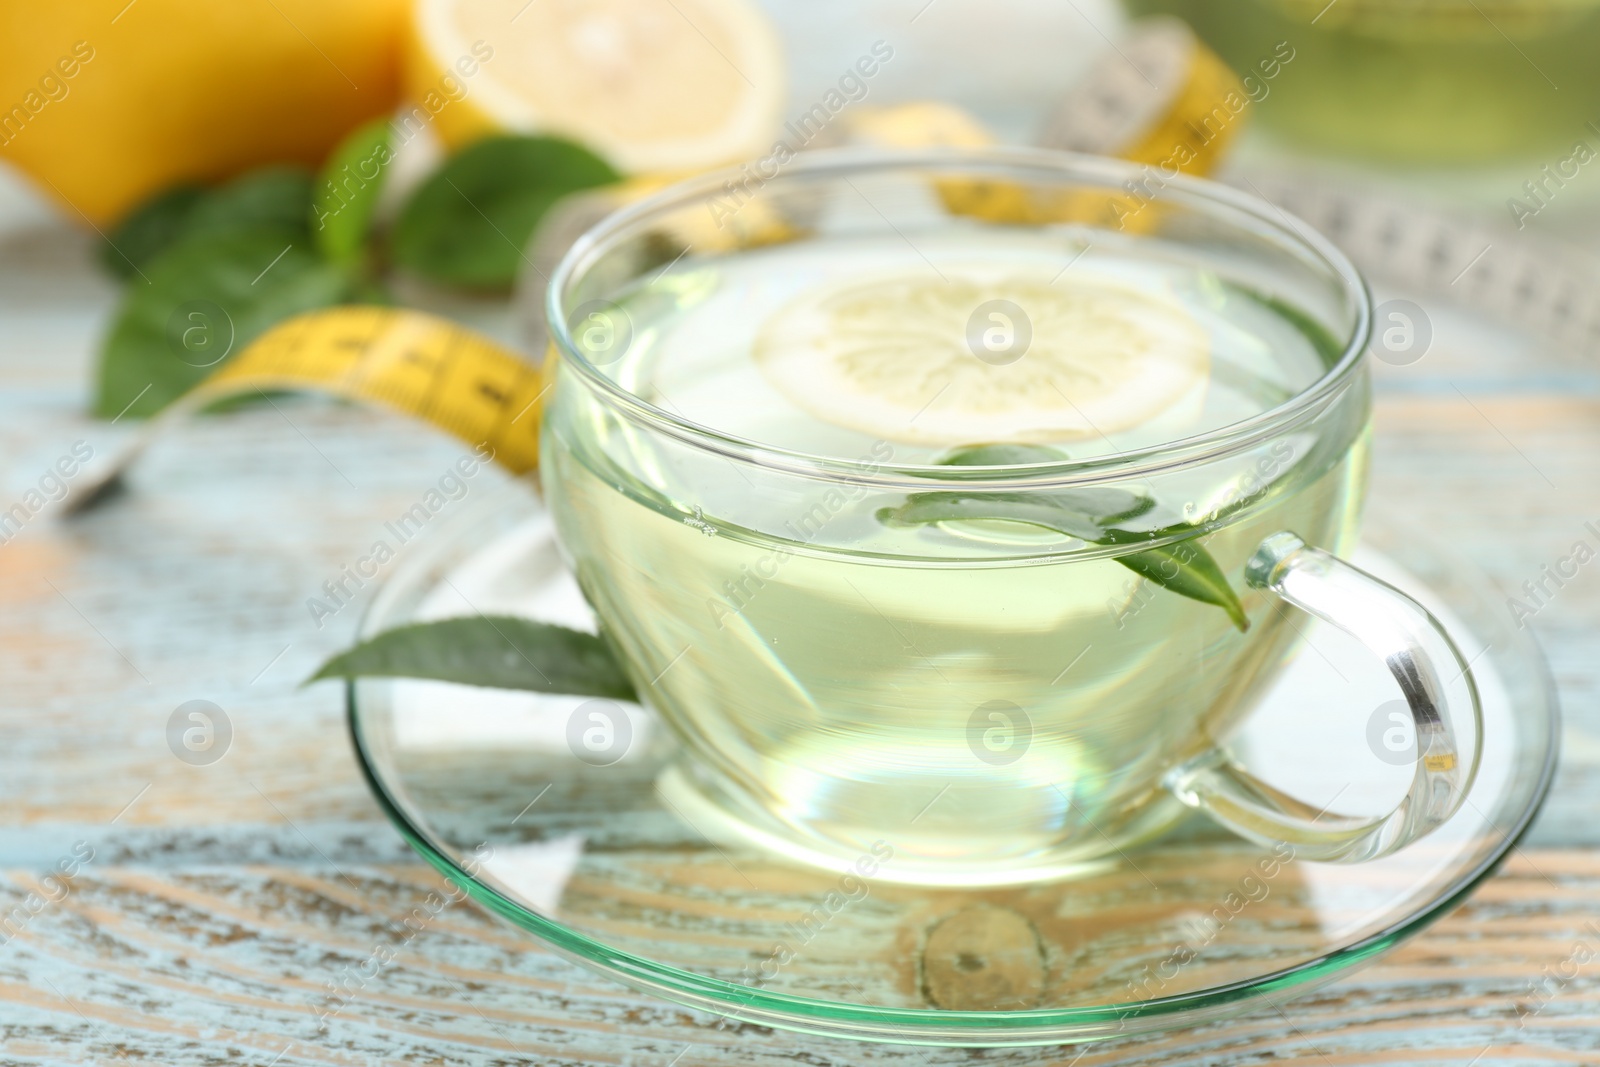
[753,268,1210,447]
[407,0,786,172]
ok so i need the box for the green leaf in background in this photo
[313,118,392,265]
[393,135,619,289]
[97,167,316,285]
[182,166,315,243]
[93,228,350,418]
[99,184,205,279]
[310,615,638,699]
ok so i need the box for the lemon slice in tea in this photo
[753,268,1211,447]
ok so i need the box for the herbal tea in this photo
[543,226,1368,880]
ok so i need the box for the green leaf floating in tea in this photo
[310,615,638,699]
[880,443,1249,631]
[1094,532,1250,632]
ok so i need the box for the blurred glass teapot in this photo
[1127,0,1600,162]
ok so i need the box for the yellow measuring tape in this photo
[201,306,549,474]
[68,306,548,513]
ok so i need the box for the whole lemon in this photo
[0,0,405,225]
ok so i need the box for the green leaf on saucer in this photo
[310,615,638,699]
[392,135,619,289]
[313,118,392,265]
[92,227,350,419]
[99,184,206,280]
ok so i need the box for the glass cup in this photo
[539,147,1481,886]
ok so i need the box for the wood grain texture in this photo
[1,162,1599,1063]
[0,856,1598,1066]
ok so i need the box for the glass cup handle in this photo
[1163,532,1482,863]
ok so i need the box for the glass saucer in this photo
[347,487,1558,1047]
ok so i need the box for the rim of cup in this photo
[546,145,1373,492]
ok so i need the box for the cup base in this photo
[656,757,1193,888]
